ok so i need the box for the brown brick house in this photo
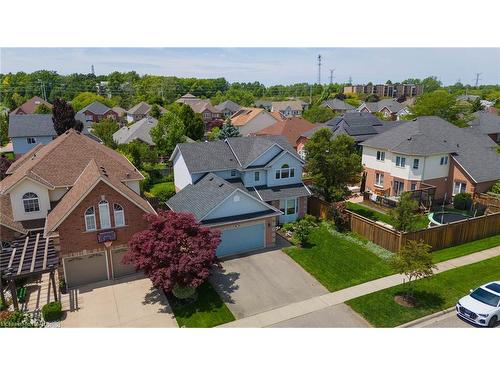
[0,130,155,287]
[10,96,53,115]
[75,101,119,124]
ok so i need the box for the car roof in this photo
[481,282,500,296]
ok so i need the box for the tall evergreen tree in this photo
[218,118,241,139]
[52,98,83,135]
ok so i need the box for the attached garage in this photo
[217,222,266,258]
[111,247,138,279]
[64,252,108,287]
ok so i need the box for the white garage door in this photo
[64,252,108,287]
[217,223,265,258]
[111,248,138,279]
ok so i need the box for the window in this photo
[375,172,384,187]
[440,156,449,165]
[411,183,417,191]
[276,164,295,179]
[27,137,36,144]
[254,171,260,182]
[280,198,298,216]
[395,156,406,167]
[453,181,466,195]
[84,207,96,231]
[230,170,237,177]
[203,112,210,119]
[98,200,111,229]
[113,204,125,227]
[298,149,306,160]
[393,180,405,196]
[376,151,385,161]
[22,192,40,213]
[413,159,419,169]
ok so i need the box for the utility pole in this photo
[317,55,322,85]
[91,65,95,75]
[38,80,47,101]
[329,69,335,85]
[348,76,352,85]
[474,73,482,87]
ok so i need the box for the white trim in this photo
[199,188,281,222]
[450,155,478,184]
[204,212,279,228]
[1,174,55,194]
[224,139,243,167]
[264,149,304,167]
[253,186,263,201]
[243,143,284,168]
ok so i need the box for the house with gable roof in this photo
[168,136,311,257]
[126,102,167,124]
[10,96,53,115]
[0,129,155,287]
[75,101,119,124]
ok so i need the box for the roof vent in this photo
[218,183,224,187]
[456,143,459,148]
[126,172,130,178]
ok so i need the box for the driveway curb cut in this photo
[398,307,456,328]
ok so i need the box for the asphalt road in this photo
[418,311,500,328]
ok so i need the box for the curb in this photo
[398,307,456,328]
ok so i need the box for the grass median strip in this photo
[346,255,500,327]
[284,224,393,292]
[168,282,235,328]
[431,234,500,263]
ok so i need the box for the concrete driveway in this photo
[270,303,371,328]
[61,274,178,328]
[210,249,328,319]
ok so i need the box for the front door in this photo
[279,198,298,224]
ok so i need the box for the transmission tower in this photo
[329,69,335,85]
[348,76,352,85]
[91,65,95,75]
[474,73,482,87]
[317,55,322,85]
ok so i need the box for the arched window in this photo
[84,207,96,231]
[275,163,295,179]
[113,203,125,227]
[22,192,40,213]
[98,200,111,229]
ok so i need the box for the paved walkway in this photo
[220,245,500,327]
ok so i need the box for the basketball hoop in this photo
[104,241,113,248]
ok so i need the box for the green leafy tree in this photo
[92,118,119,148]
[421,76,442,93]
[34,103,52,114]
[218,118,241,139]
[304,130,363,202]
[389,192,418,232]
[0,113,8,146]
[207,126,221,141]
[11,93,26,108]
[71,92,114,112]
[118,140,158,170]
[302,106,335,123]
[150,112,185,157]
[470,97,484,112]
[490,181,500,194]
[409,90,470,126]
[168,103,204,140]
[52,98,83,135]
[390,240,436,299]
[149,104,162,119]
[365,94,380,102]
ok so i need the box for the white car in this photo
[456,281,500,327]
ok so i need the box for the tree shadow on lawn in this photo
[396,290,446,310]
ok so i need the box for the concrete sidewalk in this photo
[220,245,500,328]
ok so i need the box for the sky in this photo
[1,48,499,86]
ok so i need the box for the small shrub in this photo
[293,216,318,246]
[489,181,500,195]
[0,310,45,328]
[42,301,62,322]
[453,192,472,211]
[172,283,196,300]
[0,299,8,311]
[331,202,350,231]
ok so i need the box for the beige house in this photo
[230,108,283,135]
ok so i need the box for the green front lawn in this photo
[284,225,393,292]
[346,201,429,230]
[169,282,235,328]
[432,234,500,263]
[346,255,500,327]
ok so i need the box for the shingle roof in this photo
[321,98,355,111]
[78,101,112,115]
[173,135,299,173]
[231,107,269,126]
[187,100,219,114]
[8,114,96,139]
[44,159,154,236]
[360,99,406,113]
[0,194,28,235]
[126,102,166,116]
[361,116,500,183]
[215,100,241,113]
[10,96,52,115]
[271,100,304,112]
[0,129,143,193]
[113,117,157,145]
[468,110,500,135]
[249,182,311,201]
[255,118,317,146]
[166,173,238,221]
[112,106,126,117]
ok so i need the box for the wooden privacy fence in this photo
[308,196,500,252]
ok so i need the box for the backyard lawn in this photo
[149,181,175,196]
[346,255,500,327]
[284,224,393,292]
[431,234,500,263]
[346,201,429,230]
[168,282,235,328]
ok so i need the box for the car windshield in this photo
[470,288,500,307]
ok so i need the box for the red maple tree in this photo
[124,210,221,293]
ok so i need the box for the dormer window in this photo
[276,164,295,179]
[22,192,40,213]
